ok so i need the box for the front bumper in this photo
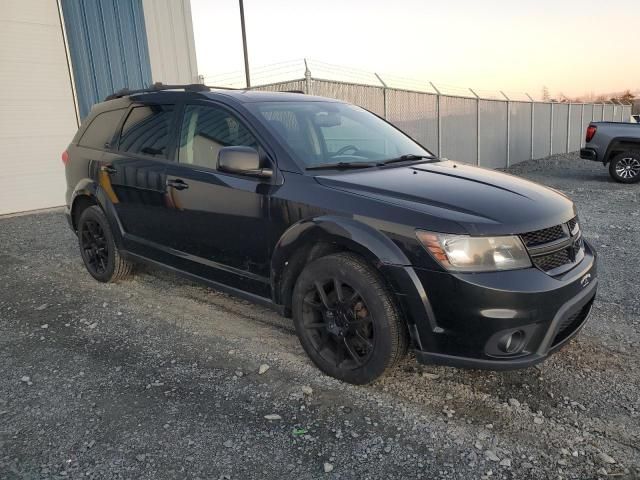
[382,240,597,370]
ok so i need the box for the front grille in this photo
[553,298,594,345]
[520,224,567,247]
[520,217,581,274]
[532,249,571,271]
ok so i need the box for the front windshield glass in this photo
[249,101,434,168]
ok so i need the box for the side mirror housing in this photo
[217,146,272,178]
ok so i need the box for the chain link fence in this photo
[252,75,633,168]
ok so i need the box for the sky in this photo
[191,0,639,99]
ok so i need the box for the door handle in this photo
[101,165,117,174]
[167,179,189,190]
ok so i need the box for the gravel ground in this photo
[1,152,639,480]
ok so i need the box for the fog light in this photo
[498,330,526,354]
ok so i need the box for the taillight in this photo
[61,150,69,165]
[585,125,597,143]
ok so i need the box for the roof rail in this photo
[104,82,211,101]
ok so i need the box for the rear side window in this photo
[78,109,126,150]
[118,105,174,158]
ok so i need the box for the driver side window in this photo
[179,105,257,170]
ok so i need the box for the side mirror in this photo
[217,146,272,178]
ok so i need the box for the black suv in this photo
[64,84,597,384]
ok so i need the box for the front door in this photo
[162,102,272,297]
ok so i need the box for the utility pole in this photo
[239,0,250,88]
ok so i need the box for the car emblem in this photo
[580,273,591,288]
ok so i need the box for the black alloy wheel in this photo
[77,205,134,282]
[80,219,109,276]
[301,277,375,370]
[292,253,408,384]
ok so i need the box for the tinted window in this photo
[78,109,126,149]
[118,105,174,158]
[178,105,257,169]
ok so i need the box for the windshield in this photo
[249,101,434,168]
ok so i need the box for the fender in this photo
[603,136,640,163]
[270,215,411,305]
[69,179,126,249]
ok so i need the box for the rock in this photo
[384,446,392,453]
[422,372,440,380]
[258,364,269,375]
[35,304,48,311]
[323,462,334,473]
[533,416,543,425]
[499,458,511,467]
[135,454,146,462]
[597,467,608,475]
[88,322,98,329]
[223,440,233,448]
[558,459,568,466]
[264,414,282,420]
[20,375,32,386]
[508,398,520,408]
[301,386,313,396]
[40,324,49,329]
[235,370,243,377]
[597,452,616,464]
[485,450,500,462]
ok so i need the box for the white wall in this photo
[142,0,199,85]
[0,0,78,215]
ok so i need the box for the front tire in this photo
[609,151,640,184]
[77,205,134,282]
[292,253,408,384]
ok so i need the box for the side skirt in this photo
[122,250,286,316]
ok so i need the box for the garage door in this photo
[0,0,78,215]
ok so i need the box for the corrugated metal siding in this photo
[61,0,152,118]
[142,0,198,84]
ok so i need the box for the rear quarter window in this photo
[78,109,127,150]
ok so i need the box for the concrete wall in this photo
[0,0,78,215]
[142,0,198,85]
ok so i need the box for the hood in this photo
[314,161,576,235]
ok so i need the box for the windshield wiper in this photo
[378,154,436,165]
[306,161,379,171]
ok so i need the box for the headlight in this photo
[416,231,532,272]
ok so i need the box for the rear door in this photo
[162,101,273,296]
[100,102,177,254]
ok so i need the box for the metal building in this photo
[0,0,198,215]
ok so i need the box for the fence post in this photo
[526,93,534,160]
[470,88,480,166]
[581,103,585,148]
[303,59,312,95]
[430,82,442,157]
[549,102,554,156]
[501,91,510,168]
[374,73,388,120]
[567,103,572,153]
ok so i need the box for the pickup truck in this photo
[580,122,640,183]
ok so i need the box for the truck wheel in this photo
[609,151,640,183]
[292,253,408,384]
[77,206,134,282]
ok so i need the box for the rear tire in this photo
[609,151,640,183]
[292,253,408,384]
[77,205,134,282]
